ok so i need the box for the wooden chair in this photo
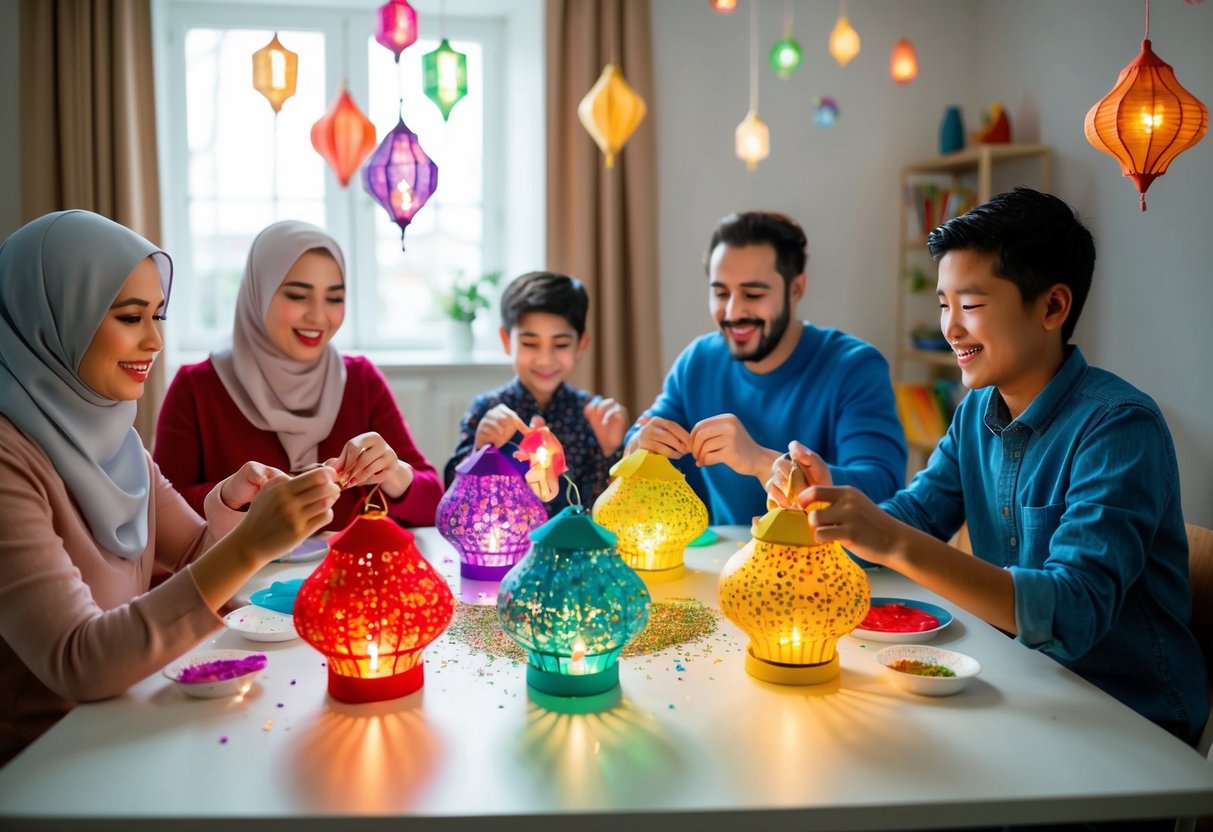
[1176,522,1213,832]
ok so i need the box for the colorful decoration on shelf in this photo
[768,6,802,79]
[591,449,709,582]
[375,0,419,63]
[311,86,376,188]
[972,102,1011,144]
[719,501,870,685]
[1084,1,1208,211]
[422,39,469,121]
[828,2,861,67]
[512,427,567,503]
[577,64,647,169]
[293,502,456,703]
[736,0,769,171]
[813,96,840,127]
[940,105,965,154]
[889,37,918,84]
[251,33,298,113]
[497,505,651,697]
[436,445,548,581]
[710,0,737,12]
[362,110,438,249]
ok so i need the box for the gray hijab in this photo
[0,211,172,559]
[210,221,346,472]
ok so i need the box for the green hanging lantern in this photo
[768,35,803,79]
[422,39,468,121]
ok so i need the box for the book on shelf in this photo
[904,178,976,238]
[894,382,948,447]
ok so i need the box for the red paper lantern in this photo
[311,87,377,188]
[889,38,918,84]
[512,427,567,503]
[294,507,455,703]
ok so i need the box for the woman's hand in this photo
[324,432,413,498]
[218,461,290,511]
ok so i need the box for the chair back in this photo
[1186,524,1213,755]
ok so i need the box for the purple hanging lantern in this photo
[363,113,438,249]
[375,0,419,63]
[436,446,548,581]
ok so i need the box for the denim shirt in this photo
[882,347,1207,744]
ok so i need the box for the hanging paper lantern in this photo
[311,87,376,188]
[577,64,647,170]
[422,39,469,121]
[251,33,298,113]
[719,502,870,685]
[890,38,919,84]
[512,427,567,503]
[828,14,861,67]
[1084,38,1208,211]
[375,0,419,63]
[436,445,548,581]
[734,110,770,171]
[294,505,456,703]
[813,96,840,127]
[498,505,651,697]
[710,0,737,12]
[591,449,708,582]
[768,35,803,79]
[363,114,438,249]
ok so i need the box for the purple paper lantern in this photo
[436,446,549,581]
[375,0,418,63]
[363,115,438,249]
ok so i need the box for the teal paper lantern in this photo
[497,506,651,697]
[768,36,803,79]
[422,39,468,121]
[813,96,840,127]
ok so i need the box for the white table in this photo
[2,527,1211,831]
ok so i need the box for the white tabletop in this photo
[1,526,1210,831]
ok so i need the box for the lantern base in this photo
[633,562,686,584]
[460,561,513,581]
[745,646,839,686]
[526,662,619,697]
[327,663,425,703]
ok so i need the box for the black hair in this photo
[927,187,1095,343]
[704,212,808,285]
[499,271,589,336]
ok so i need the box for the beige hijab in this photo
[211,221,346,471]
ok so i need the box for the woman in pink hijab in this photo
[154,221,442,531]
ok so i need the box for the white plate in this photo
[851,597,953,643]
[163,649,267,699]
[223,604,298,642]
[276,537,328,564]
[874,644,981,696]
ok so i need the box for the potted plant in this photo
[441,271,501,354]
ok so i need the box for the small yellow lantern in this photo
[591,450,708,581]
[735,110,770,171]
[719,501,870,685]
[577,64,647,169]
[828,12,861,67]
[252,33,299,114]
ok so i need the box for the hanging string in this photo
[1144,0,1151,39]
[784,1,793,36]
[271,108,279,217]
[748,0,758,112]
[361,484,386,515]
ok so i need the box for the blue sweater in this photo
[627,323,907,524]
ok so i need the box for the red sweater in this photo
[154,355,442,530]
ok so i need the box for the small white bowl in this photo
[223,604,298,643]
[875,644,981,696]
[163,649,267,699]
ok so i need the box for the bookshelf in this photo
[894,143,1052,472]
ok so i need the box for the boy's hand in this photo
[474,404,530,450]
[689,414,780,478]
[765,440,834,508]
[802,484,905,566]
[627,415,691,458]
[584,396,629,456]
[219,461,291,511]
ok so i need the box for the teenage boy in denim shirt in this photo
[770,188,1207,751]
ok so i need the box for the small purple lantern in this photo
[437,446,548,581]
[363,113,438,249]
[375,0,418,63]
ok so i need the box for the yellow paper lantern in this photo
[719,503,870,685]
[889,38,919,84]
[252,33,299,113]
[735,110,770,171]
[577,64,647,169]
[591,450,708,581]
[828,14,861,67]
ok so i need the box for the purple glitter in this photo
[176,653,267,684]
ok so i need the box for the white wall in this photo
[653,0,1213,526]
[0,0,20,237]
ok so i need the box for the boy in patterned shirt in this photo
[444,272,628,514]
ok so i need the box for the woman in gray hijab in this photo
[0,211,340,764]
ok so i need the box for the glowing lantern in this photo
[735,110,770,171]
[294,506,455,703]
[422,39,469,121]
[251,33,298,113]
[375,0,418,63]
[768,35,803,79]
[436,445,548,581]
[577,64,647,169]
[889,38,918,84]
[498,505,650,697]
[591,449,708,581]
[828,12,861,67]
[512,427,567,503]
[710,0,737,12]
[719,502,870,685]
[1084,38,1208,211]
[311,87,376,187]
[363,113,438,249]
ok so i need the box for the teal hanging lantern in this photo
[422,39,468,121]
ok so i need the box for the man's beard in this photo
[721,290,792,364]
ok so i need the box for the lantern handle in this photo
[361,484,387,516]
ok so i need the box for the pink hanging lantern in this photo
[375,0,419,63]
[362,113,438,249]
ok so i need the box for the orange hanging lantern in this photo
[710,0,737,12]
[293,503,455,703]
[311,86,377,188]
[1084,6,1208,211]
[251,33,298,113]
[889,38,918,84]
[512,427,567,503]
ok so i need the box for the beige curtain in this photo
[20,0,165,448]
[546,0,661,416]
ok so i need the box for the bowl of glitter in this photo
[163,649,268,699]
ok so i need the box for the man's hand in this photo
[626,415,691,458]
[689,413,779,479]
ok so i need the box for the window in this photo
[153,1,543,360]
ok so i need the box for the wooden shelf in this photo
[901,142,1051,175]
[900,348,957,368]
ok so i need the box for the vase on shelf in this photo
[447,319,474,356]
[940,106,964,155]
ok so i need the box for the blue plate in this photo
[852,596,953,643]
[249,579,304,615]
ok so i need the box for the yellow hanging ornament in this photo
[577,64,647,169]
